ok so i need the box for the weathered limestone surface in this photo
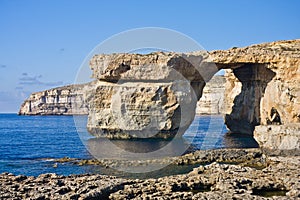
[89,52,217,82]
[211,40,300,132]
[109,157,300,199]
[18,83,92,115]
[222,64,276,134]
[86,80,198,139]
[254,124,300,155]
[87,52,218,139]
[211,40,300,152]
[17,76,224,117]
[1,149,299,199]
[18,77,225,117]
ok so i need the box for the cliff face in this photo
[86,80,199,139]
[89,52,218,82]
[196,75,225,115]
[18,83,91,115]
[222,64,277,134]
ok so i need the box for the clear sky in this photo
[0,0,299,113]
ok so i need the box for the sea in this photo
[0,114,258,178]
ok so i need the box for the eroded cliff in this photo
[18,76,225,116]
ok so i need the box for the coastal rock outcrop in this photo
[87,52,218,139]
[87,39,300,140]
[86,80,198,139]
[211,40,300,132]
[18,76,225,117]
[89,52,217,83]
[211,39,300,152]
[254,124,300,155]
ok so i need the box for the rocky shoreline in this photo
[1,148,299,199]
[52,148,266,170]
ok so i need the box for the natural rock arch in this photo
[19,39,300,152]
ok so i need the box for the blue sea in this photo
[0,114,258,178]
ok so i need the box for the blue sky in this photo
[0,0,299,113]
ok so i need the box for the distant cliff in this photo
[196,75,225,115]
[18,83,92,115]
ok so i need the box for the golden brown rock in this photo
[212,40,300,135]
[86,80,198,139]
[18,40,300,148]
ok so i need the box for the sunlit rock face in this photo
[211,39,300,129]
[87,52,218,139]
[212,39,300,153]
[254,124,300,155]
[86,80,198,139]
[89,52,217,83]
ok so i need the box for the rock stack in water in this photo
[86,52,218,139]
